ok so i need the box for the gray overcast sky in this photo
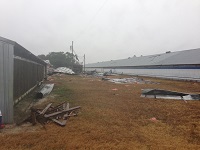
[0,0,200,63]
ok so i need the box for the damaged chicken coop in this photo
[0,36,47,123]
[85,48,200,81]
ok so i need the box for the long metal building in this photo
[86,48,200,81]
[0,36,46,123]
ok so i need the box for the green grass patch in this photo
[52,86,74,103]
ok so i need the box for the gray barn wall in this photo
[14,58,45,102]
[0,36,46,124]
[0,41,14,123]
[13,43,47,104]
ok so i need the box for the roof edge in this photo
[0,36,16,45]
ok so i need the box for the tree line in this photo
[38,52,80,68]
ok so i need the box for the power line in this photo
[89,0,109,26]
[75,0,109,40]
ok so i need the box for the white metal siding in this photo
[86,49,200,81]
[86,67,200,81]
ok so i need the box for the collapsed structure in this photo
[86,48,200,81]
[0,36,47,123]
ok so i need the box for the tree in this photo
[42,51,79,68]
[38,54,46,60]
[45,52,67,68]
[66,52,79,67]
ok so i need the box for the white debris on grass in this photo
[54,67,75,75]
[109,78,144,84]
[108,78,159,84]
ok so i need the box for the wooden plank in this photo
[63,113,77,119]
[63,102,69,110]
[45,102,66,114]
[31,111,37,125]
[44,106,81,118]
[66,103,69,110]
[40,103,52,115]
[51,119,67,126]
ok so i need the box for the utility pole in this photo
[71,41,74,56]
[83,54,85,73]
[71,41,74,70]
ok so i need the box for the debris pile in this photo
[54,67,75,75]
[85,70,117,77]
[103,70,113,76]
[141,89,200,101]
[85,71,104,77]
[25,102,81,127]
[106,77,159,84]
[44,60,54,75]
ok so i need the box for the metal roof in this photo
[86,48,200,67]
[0,36,46,65]
[0,36,15,45]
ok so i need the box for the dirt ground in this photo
[0,74,200,150]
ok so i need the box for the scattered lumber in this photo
[25,102,81,127]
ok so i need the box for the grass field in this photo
[0,74,200,149]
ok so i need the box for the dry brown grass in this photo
[0,74,200,149]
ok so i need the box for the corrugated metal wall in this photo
[0,41,14,123]
[13,43,46,104]
[0,37,46,124]
[14,58,45,101]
